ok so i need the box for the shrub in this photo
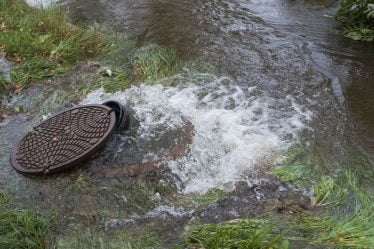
[336,0,374,41]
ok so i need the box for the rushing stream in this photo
[1,0,373,246]
[81,74,311,193]
[69,0,373,189]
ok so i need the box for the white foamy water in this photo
[82,73,311,193]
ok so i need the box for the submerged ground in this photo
[1,0,373,248]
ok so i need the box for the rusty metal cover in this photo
[10,105,117,175]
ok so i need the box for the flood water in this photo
[67,0,373,176]
[1,0,373,246]
[63,0,374,155]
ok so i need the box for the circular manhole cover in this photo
[10,105,117,175]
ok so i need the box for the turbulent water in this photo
[23,0,370,193]
[82,73,312,193]
[1,0,371,242]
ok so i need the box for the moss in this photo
[0,0,114,93]
[0,209,51,249]
[184,218,289,249]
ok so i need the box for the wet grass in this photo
[132,44,180,81]
[0,0,182,115]
[270,144,374,248]
[56,229,164,249]
[75,44,181,95]
[336,0,374,41]
[291,173,374,248]
[272,144,316,188]
[184,218,289,249]
[0,190,6,206]
[0,209,51,249]
[171,188,224,210]
[106,176,176,217]
[75,70,130,95]
[181,175,374,249]
[32,89,69,119]
[0,0,113,94]
[0,188,52,249]
[0,76,8,95]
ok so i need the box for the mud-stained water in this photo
[1,0,373,246]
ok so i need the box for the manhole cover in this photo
[10,105,117,175]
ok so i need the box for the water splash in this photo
[82,73,312,193]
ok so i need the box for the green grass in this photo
[0,209,51,249]
[56,229,163,249]
[0,76,9,95]
[74,44,181,95]
[292,173,374,248]
[0,191,6,206]
[336,0,374,41]
[75,70,130,95]
[272,144,318,188]
[272,162,310,187]
[132,44,180,81]
[184,218,289,249]
[310,175,335,207]
[0,0,113,93]
[0,0,182,99]
[171,188,224,210]
[269,144,374,248]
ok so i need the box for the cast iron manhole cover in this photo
[10,105,117,175]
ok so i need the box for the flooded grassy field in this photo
[1,0,373,248]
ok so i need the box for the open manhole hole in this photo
[10,102,129,175]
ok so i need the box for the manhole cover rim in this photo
[10,104,117,175]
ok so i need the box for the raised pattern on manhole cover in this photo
[10,105,116,175]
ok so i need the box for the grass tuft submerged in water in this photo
[294,174,374,248]
[132,44,180,81]
[75,43,181,95]
[184,218,289,249]
[270,144,374,248]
